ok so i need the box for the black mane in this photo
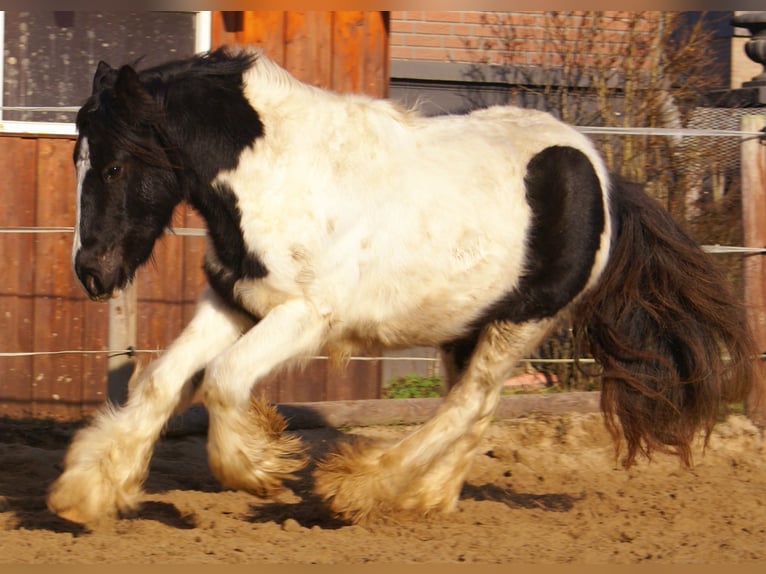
[137,47,259,98]
[76,47,263,176]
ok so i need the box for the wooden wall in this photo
[0,11,389,420]
[0,136,106,420]
[211,11,389,98]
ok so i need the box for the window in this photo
[0,11,210,134]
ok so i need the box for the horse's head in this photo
[72,61,182,301]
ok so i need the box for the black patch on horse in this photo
[152,50,271,308]
[155,49,266,182]
[475,145,605,325]
[201,182,268,312]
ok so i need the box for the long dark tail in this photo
[573,178,761,467]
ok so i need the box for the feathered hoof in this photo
[206,398,307,497]
[313,436,460,524]
[47,459,142,525]
[46,411,150,525]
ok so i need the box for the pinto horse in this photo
[48,46,758,524]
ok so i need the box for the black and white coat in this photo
[50,47,756,525]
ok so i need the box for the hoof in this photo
[313,437,391,523]
[314,435,466,523]
[47,465,141,525]
[46,408,150,525]
[207,398,307,497]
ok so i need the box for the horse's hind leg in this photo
[440,330,481,392]
[314,319,554,522]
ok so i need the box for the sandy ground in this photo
[0,410,765,564]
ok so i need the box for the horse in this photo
[48,46,759,525]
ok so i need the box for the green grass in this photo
[382,374,444,399]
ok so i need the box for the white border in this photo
[0,120,77,136]
[195,11,212,53]
[0,11,212,136]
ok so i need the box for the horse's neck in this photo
[161,74,264,185]
[248,56,302,91]
[243,57,324,115]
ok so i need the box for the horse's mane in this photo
[139,46,312,101]
[78,46,261,119]
[76,47,264,168]
[138,46,260,87]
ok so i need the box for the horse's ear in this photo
[92,61,117,93]
[113,64,150,112]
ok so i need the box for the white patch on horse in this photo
[72,136,90,269]
[217,72,614,351]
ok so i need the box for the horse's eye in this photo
[103,163,123,182]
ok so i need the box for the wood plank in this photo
[326,359,381,401]
[135,222,186,354]
[79,293,109,414]
[180,205,208,326]
[32,138,83,420]
[210,11,226,48]
[331,11,367,94]
[163,392,603,436]
[741,113,766,426]
[106,285,137,406]
[277,360,327,403]
[0,137,38,418]
[284,12,333,89]
[210,11,240,48]
[280,392,602,429]
[243,11,286,64]
[255,372,281,404]
[364,11,390,98]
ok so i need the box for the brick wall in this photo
[390,11,517,64]
[390,11,669,68]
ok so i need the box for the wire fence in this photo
[1,213,764,363]
[0,219,762,365]
[1,114,765,370]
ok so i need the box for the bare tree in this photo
[461,12,739,390]
[467,11,727,219]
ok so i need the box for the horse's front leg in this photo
[201,298,328,496]
[47,288,253,524]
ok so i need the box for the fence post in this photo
[741,113,766,426]
[107,282,137,406]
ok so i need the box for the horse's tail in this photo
[572,178,762,467]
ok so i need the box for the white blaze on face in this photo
[72,136,90,270]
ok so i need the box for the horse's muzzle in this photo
[73,249,126,302]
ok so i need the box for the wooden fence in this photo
[0,136,102,420]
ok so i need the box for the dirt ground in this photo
[0,410,764,564]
